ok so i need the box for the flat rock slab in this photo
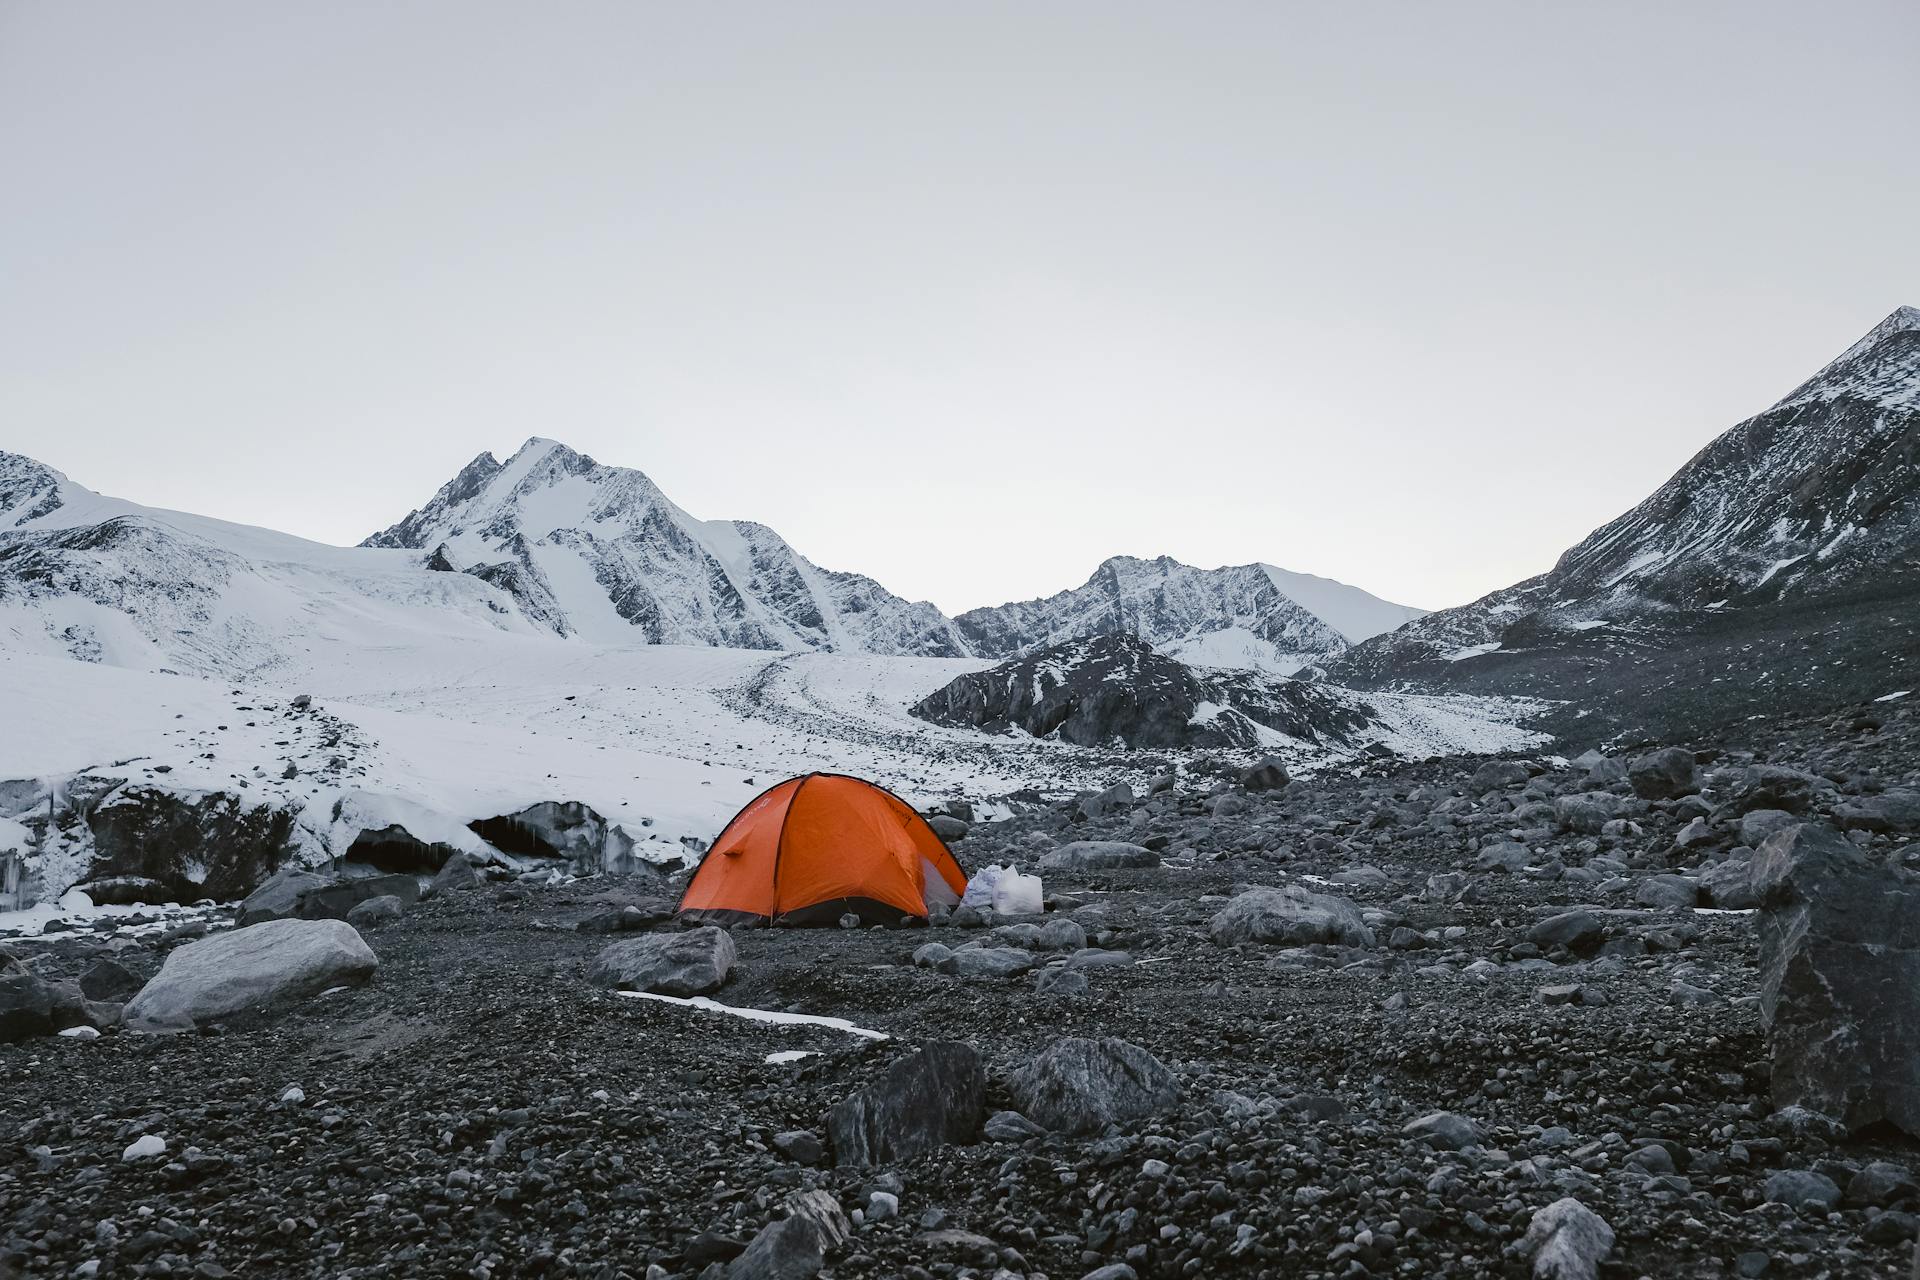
[123,918,377,1032]
[1040,841,1161,872]
[588,926,736,997]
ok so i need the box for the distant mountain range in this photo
[358,438,1421,669]
[3,303,1913,745]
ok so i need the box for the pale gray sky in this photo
[4,2,1916,614]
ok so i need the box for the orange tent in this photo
[678,773,968,927]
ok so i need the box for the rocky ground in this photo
[3,699,1918,1279]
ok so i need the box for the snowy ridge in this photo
[1333,304,1920,684]
[955,554,1425,674]
[364,438,969,656]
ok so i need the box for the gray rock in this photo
[1040,841,1161,872]
[1739,809,1801,847]
[1763,1168,1842,1212]
[771,1130,824,1165]
[1006,1036,1180,1134]
[1207,884,1373,948]
[1475,840,1531,873]
[1469,760,1530,793]
[825,1041,984,1166]
[1239,758,1291,792]
[726,1189,849,1280]
[937,946,1037,979]
[1034,968,1091,999]
[1403,1111,1483,1150]
[1037,916,1088,951]
[1554,793,1624,835]
[575,897,676,933]
[234,867,333,927]
[1697,857,1759,909]
[296,873,421,922]
[925,814,970,842]
[1518,1197,1614,1280]
[1835,789,1920,834]
[1062,947,1136,970]
[1754,823,1920,1135]
[1846,1161,1919,1208]
[0,959,54,1043]
[1627,747,1698,800]
[911,942,953,969]
[79,958,142,1002]
[344,894,404,929]
[1635,875,1697,910]
[1076,782,1135,819]
[1529,910,1605,952]
[123,918,377,1032]
[588,926,736,997]
[431,853,485,892]
[1722,765,1831,817]
[983,1110,1047,1141]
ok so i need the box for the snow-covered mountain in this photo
[1332,304,1920,691]
[1,450,540,678]
[955,555,1425,674]
[364,438,970,656]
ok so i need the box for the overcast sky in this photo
[4,2,1916,614]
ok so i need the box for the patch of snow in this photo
[614,991,890,1040]
[1445,642,1502,662]
[1875,690,1911,703]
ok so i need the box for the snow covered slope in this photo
[1,451,547,678]
[1333,305,1920,691]
[364,437,969,656]
[955,555,1425,674]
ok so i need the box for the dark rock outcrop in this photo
[825,1042,985,1166]
[910,632,1376,750]
[1005,1036,1180,1134]
[1753,823,1920,1135]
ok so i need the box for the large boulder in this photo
[0,953,54,1043]
[1518,1197,1615,1280]
[1238,759,1291,792]
[1720,765,1831,817]
[1835,790,1920,834]
[825,1041,985,1166]
[1697,858,1760,909]
[1040,841,1160,873]
[123,919,378,1032]
[1626,747,1698,800]
[297,873,421,922]
[1469,760,1530,793]
[1554,792,1624,835]
[1753,823,1920,1135]
[588,926,735,997]
[1207,884,1373,948]
[1529,910,1606,952]
[924,814,970,842]
[936,946,1038,979]
[726,1190,849,1280]
[235,867,332,927]
[1005,1036,1180,1134]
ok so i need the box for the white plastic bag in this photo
[960,864,1005,910]
[991,870,1043,917]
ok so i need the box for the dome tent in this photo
[677,773,968,927]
